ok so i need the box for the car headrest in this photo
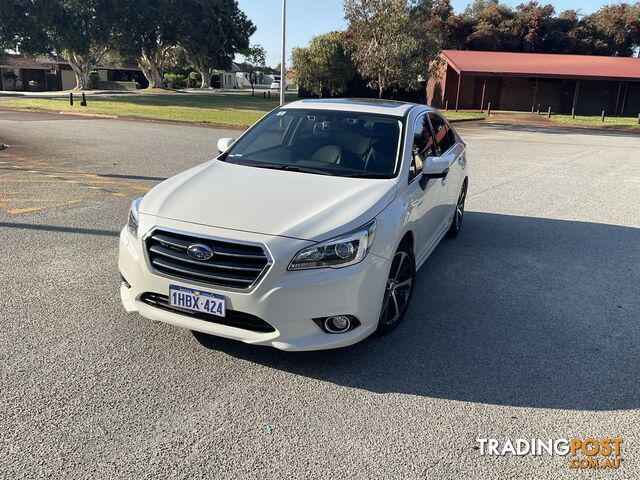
[313,121,333,139]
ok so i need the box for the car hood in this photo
[140,160,397,241]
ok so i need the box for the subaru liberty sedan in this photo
[119,98,468,351]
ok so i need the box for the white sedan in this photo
[119,98,468,351]
[270,81,287,91]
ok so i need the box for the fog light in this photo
[313,315,360,334]
[325,315,351,333]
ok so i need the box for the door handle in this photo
[411,199,423,208]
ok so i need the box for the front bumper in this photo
[119,216,391,351]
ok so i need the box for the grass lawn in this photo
[0,92,291,128]
[440,111,486,122]
[0,92,486,128]
[549,114,640,129]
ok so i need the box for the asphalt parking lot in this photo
[1,110,639,479]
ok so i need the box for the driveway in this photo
[0,111,639,479]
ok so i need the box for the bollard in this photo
[547,106,551,118]
[445,100,448,111]
[263,91,266,99]
[81,92,87,106]
[637,113,640,125]
[571,108,575,119]
[601,110,605,122]
[487,102,491,116]
[537,104,540,115]
[69,92,74,106]
[268,90,271,99]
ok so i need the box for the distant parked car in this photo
[270,81,287,91]
[119,99,468,351]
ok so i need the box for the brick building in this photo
[427,50,640,116]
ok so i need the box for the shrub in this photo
[88,70,100,89]
[187,71,202,88]
[163,73,186,89]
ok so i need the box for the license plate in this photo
[169,284,225,317]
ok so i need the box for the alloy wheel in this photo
[379,250,414,325]
[455,181,467,230]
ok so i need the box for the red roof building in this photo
[426,50,640,116]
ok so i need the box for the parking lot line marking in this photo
[0,200,80,214]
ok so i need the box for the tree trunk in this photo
[139,50,164,89]
[200,69,212,89]
[378,76,384,99]
[67,54,92,90]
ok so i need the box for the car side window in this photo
[409,114,437,183]
[428,113,456,155]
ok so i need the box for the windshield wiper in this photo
[342,172,390,178]
[251,164,331,176]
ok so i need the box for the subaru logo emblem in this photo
[187,243,214,261]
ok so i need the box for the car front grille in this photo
[145,229,270,289]
[140,292,276,333]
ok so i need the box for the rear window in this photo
[224,109,403,178]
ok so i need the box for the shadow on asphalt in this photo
[0,222,119,237]
[466,121,640,139]
[97,173,168,182]
[194,211,640,411]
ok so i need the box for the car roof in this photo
[282,98,427,117]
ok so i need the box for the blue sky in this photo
[237,0,615,67]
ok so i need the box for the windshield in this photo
[223,108,403,178]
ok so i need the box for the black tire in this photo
[376,240,416,334]
[447,179,468,238]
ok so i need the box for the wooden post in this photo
[637,113,640,125]
[455,73,462,112]
[480,77,486,113]
[531,78,539,113]
[620,82,629,116]
[81,92,87,106]
[487,102,491,116]
[547,106,551,118]
[445,100,449,111]
[571,80,580,116]
[614,81,623,116]
[571,108,575,119]
[601,110,605,122]
[537,104,540,115]
[69,92,74,106]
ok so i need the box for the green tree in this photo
[111,0,181,88]
[292,32,354,97]
[344,0,440,98]
[13,0,118,89]
[462,0,517,51]
[177,0,255,88]
[585,3,640,56]
[240,45,266,94]
[511,2,556,52]
[0,0,48,52]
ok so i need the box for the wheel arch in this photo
[400,230,414,252]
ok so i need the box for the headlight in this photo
[127,197,142,238]
[288,219,376,271]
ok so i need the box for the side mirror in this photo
[217,137,236,154]
[419,156,449,190]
